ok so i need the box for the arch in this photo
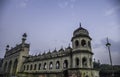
[89,58,92,67]
[27,65,29,70]
[86,75,89,77]
[63,60,68,69]
[12,59,18,75]
[49,62,53,69]
[75,40,79,47]
[34,64,37,70]
[88,41,91,48]
[43,63,47,70]
[8,60,12,73]
[56,61,60,69]
[24,65,26,70]
[30,64,33,70]
[4,62,7,72]
[81,39,86,47]
[75,57,79,67]
[38,63,41,70]
[82,57,87,67]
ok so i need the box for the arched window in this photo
[4,62,7,72]
[86,75,89,77]
[75,58,79,67]
[81,39,86,47]
[88,41,91,48]
[8,61,12,73]
[30,64,33,70]
[49,62,53,69]
[63,60,68,69]
[56,61,60,69]
[43,63,47,70]
[82,57,87,67]
[34,64,37,70]
[12,59,18,75]
[27,65,29,70]
[38,63,41,70]
[89,58,92,67]
[24,65,26,70]
[75,40,79,47]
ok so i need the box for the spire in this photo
[79,22,81,28]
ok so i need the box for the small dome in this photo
[73,24,89,36]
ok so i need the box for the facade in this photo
[2,24,99,77]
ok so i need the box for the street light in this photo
[106,38,114,77]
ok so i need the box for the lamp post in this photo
[106,38,114,77]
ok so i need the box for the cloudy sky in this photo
[0,0,120,65]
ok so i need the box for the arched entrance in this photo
[8,61,12,74]
[4,62,7,73]
[12,59,18,75]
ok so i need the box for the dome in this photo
[71,23,92,41]
[73,23,89,36]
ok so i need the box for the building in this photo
[1,24,99,77]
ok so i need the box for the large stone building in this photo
[1,24,99,77]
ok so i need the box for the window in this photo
[89,58,92,67]
[56,61,60,69]
[38,63,41,70]
[30,64,33,70]
[24,65,26,70]
[75,40,79,47]
[63,60,68,69]
[34,64,37,70]
[82,57,87,67]
[43,63,47,70]
[75,58,79,67]
[27,65,29,70]
[81,39,86,47]
[49,62,53,69]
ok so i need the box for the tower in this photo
[71,23,93,68]
[2,33,30,76]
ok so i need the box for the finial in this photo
[79,22,81,28]
[6,45,9,48]
[22,33,27,44]
[6,45,9,51]
[23,33,27,38]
